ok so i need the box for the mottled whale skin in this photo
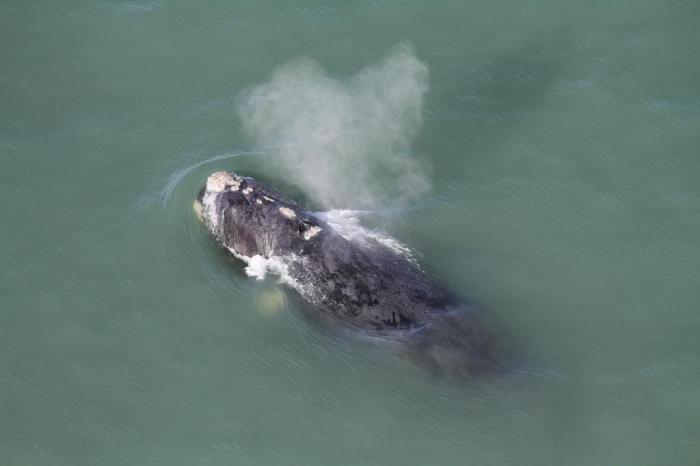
[195,171,496,372]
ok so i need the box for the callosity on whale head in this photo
[194,170,324,259]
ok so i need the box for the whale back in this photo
[196,171,497,373]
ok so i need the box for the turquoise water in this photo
[2,1,699,465]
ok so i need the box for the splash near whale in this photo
[195,171,496,373]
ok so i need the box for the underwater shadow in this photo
[450,33,574,160]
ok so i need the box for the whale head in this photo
[195,171,324,258]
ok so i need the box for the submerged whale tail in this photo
[407,311,501,376]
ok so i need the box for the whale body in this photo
[195,171,496,373]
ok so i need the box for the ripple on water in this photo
[107,0,163,15]
[159,149,265,205]
[128,150,270,318]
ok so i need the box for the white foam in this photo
[314,209,415,260]
[244,255,270,280]
[227,248,308,296]
[243,254,295,285]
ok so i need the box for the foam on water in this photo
[226,247,306,294]
[314,209,416,261]
[244,255,270,280]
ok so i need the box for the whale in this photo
[195,170,497,373]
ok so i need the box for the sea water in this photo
[1,1,699,465]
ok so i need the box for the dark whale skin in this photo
[196,171,496,373]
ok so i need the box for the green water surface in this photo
[1,1,699,465]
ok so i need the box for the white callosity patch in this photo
[242,187,253,195]
[256,199,263,205]
[303,225,322,240]
[200,171,243,238]
[206,171,240,193]
[278,207,296,219]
